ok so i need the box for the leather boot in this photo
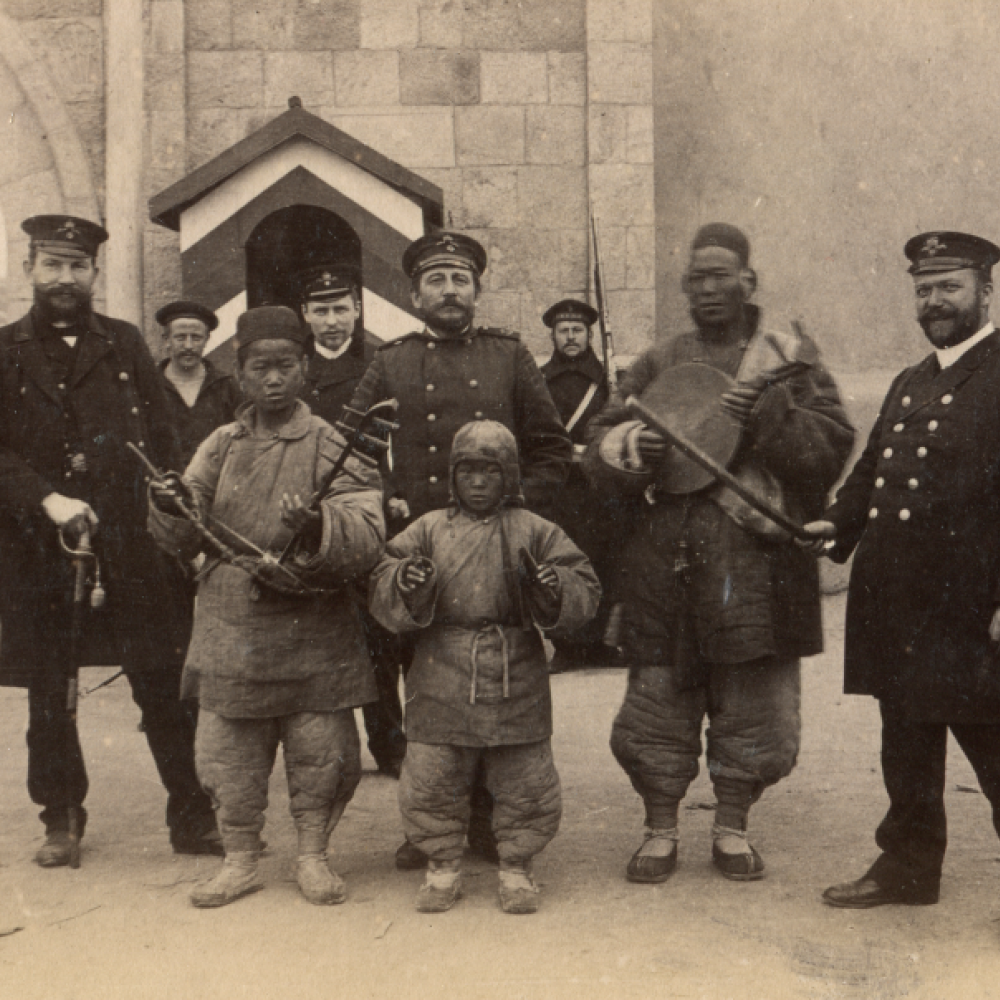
[190,852,263,908]
[35,830,73,868]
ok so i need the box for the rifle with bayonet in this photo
[591,213,617,396]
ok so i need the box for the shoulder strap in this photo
[565,382,600,433]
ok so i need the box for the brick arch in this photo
[0,10,100,222]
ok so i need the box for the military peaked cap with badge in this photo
[904,231,1000,275]
[155,300,219,332]
[542,299,599,329]
[299,263,362,302]
[22,215,108,259]
[402,231,487,279]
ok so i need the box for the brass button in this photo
[426,384,435,392]
[470,379,479,388]
[427,342,435,350]
[917,447,928,458]
[908,478,919,489]
[58,383,66,391]
[902,396,911,406]
[475,411,483,418]
[65,471,72,479]
[869,507,878,518]
[942,394,953,405]
[883,447,893,459]
[429,445,438,454]
[899,509,911,521]
[427,413,436,422]
[137,440,144,448]
[19,386,26,395]
[429,475,438,484]
[893,423,904,432]
[119,372,129,381]
[131,407,139,415]
[875,477,885,488]
[928,420,938,431]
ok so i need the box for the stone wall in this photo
[178,0,655,357]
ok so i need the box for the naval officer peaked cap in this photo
[299,263,362,302]
[905,231,1000,275]
[402,231,488,279]
[23,215,108,259]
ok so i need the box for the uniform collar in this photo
[313,338,353,361]
[541,346,605,382]
[935,321,995,369]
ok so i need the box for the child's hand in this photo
[535,563,560,595]
[399,556,435,593]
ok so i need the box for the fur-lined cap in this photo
[449,420,523,507]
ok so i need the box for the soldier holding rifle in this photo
[585,223,853,884]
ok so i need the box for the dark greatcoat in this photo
[348,326,571,522]
[159,357,241,468]
[826,329,1000,722]
[301,339,376,427]
[539,346,608,448]
[585,307,855,665]
[0,308,187,686]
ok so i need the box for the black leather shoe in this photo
[626,842,678,883]
[377,761,403,780]
[395,840,429,871]
[822,877,939,909]
[172,817,225,857]
[712,842,765,881]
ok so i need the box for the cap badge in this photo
[444,239,457,253]
[58,219,80,241]
[921,236,946,257]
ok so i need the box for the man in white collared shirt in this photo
[802,231,1000,914]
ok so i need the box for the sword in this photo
[625,396,812,543]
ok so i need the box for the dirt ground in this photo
[1,592,999,1000]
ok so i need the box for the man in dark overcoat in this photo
[297,263,406,779]
[539,298,621,671]
[803,231,1000,909]
[586,224,853,884]
[0,216,218,866]
[349,231,572,869]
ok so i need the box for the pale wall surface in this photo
[654,0,1000,376]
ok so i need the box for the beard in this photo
[918,305,982,349]
[422,297,474,336]
[34,284,92,324]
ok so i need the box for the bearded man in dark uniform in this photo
[297,263,406,779]
[349,231,572,869]
[539,299,622,671]
[0,216,219,866]
[803,232,1000,911]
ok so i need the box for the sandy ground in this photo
[1,593,999,1000]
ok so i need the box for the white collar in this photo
[313,338,353,361]
[935,321,995,369]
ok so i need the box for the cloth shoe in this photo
[498,865,540,914]
[626,827,679,884]
[415,864,462,913]
[711,823,765,881]
[395,839,429,870]
[296,853,347,905]
[190,852,263,908]
[35,830,74,868]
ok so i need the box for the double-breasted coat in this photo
[827,328,1000,722]
[0,309,187,686]
[348,327,571,521]
[301,339,376,427]
[159,358,241,468]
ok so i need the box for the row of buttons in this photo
[900,393,953,407]
[893,420,939,433]
[883,446,929,459]
[424,380,479,391]
[875,477,919,489]
[427,411,485,420]
[869,508,912,520]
